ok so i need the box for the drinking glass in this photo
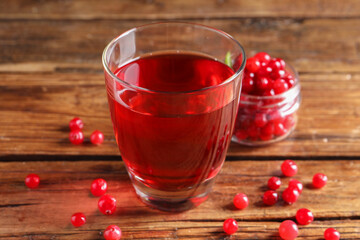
[102,22,245,211]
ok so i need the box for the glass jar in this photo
[232,64,301,146]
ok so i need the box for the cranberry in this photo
[69,130,84,145]
[296,208,314,225]
[279,220,298,240]
[257,66,273,78]
[223,218,238,235]
[324,228,340,240]
[247,124,259,139]
[90,130,104,145]
[268,58,285,71]
[255,77,271,91]
[69,117,84,131]
[274,122,288,136]
[263,88,275,96]
[254,52,271,65]
[260,123,274,140]
[281,160,298,177]
[273,78,289,94]
[91,178,108,197]
[25,173,40,189]
[104,225,122,240]
[245,57,261,73]
[282,187,300,204]
[254,113,268,128]
[270,69,286,80]
[235,129,248,140]
[233,193,249,210]
[263,190,278,206]
[268,177,281,190]
[98,194,117,215]
[242,76,255,94]
[288,179,303,193]
[312,173,328,188]
[71,212,86,227]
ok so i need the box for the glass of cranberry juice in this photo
[102,22,245,211]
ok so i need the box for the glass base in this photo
[129,173,215,212]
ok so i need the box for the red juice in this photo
[106,52,237,191]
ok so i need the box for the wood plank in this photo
[0,18,359,67]
[1,0,360,20]
[0,160,359,239]
[1,72,360,158]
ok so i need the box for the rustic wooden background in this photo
[0,0,359,239]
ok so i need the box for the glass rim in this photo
[102,21,246,94]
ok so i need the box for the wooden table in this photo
[0,1,359,239]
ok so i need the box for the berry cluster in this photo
[69,117,104,145]
[233,52,299,145]
[223,159,337,240]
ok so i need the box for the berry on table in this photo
[296,208,314,225]
[71,212,86,227]
[324,228,340,240]
[281,160,298,177]
[69,130,84,145]
[279,220,298,240]
[104,225,122,240]
[312,173,328,188]
[268,176,281,190]
[282,187,300,204]
[233,193,249,210]
[91,178,108,197]
[263,190,278,206]
[90,130,104,145]
[69,117,84,131]
[223,218,238,235]
[98,194,117,215]
[25,173,40,189]
[288,179,303,193]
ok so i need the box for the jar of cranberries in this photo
[232,52,301,146]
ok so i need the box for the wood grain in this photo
[1,0,360,20]
[0,160,359,239]
[1,71,360,158]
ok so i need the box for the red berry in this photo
[263,190,278,206]
[273,78,289,94]
[312,173,328,188]
[104,225,122,240]
[296,208,314,225]
[255,77,271,91]
[270,69,286,80]
[233,193,249,210]
[91,178,108,197]
[69,130,84,145]
[268,58,285,71]
[25,173,40,189]
[235,129,248,140]
[223,218,238,235]
[242,76,255,94]
[98,194,117,215]
[245,57,261,72]
[281,160,298,177]
[254,52,271,65]
[263,88,275,96]
[71,212,86,227]
[324,228,340,240]
[90,130,104,145]
[282,187,300,204]
[257,66,273,78]
[247,124,259,139]
[274,122,288,136]
[69,117,84,131]
[288,179,303,193]
[254,113,268,128]
[268,176,281,190]
[279,220,298,240]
